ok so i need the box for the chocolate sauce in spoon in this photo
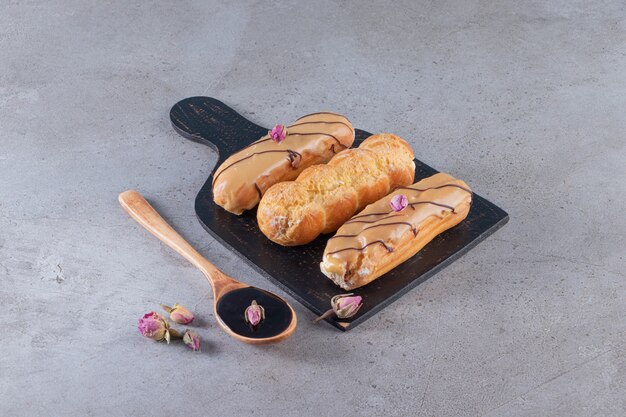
[215,287,294,339]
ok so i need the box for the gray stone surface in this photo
[1,1,624,416]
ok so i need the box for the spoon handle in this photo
[118,190,233,291]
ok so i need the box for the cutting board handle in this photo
[169,96,269,160]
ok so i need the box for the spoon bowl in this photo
[119,190,297,345]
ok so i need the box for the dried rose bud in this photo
[390,194,408,212]
[269,124,287,143]
[244,300,265,326]
[182,330,200,351]
[161,303,194,324]
[332,294,363,318]
[313,293,363,324]
[138,312,171,343]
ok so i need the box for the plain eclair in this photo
[257,133,416,246]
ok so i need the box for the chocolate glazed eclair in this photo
[212,112,355,214]
[320,173,473,290]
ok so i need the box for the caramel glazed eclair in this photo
[320,172,473,290]
[211,112,355,214]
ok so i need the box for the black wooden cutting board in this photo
[170,96,509,331]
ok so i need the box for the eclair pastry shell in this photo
[320,173,472,289]
[212,112,355,214]
[257,133,416,246]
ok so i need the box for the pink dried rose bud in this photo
[269,124,287,143]
[314,293,363,324]
[182,330,200,352]
[161,303,194,324]
[244,300,265,326]
[138,312,171,343]
[390,194,408,212]
[333,294,363,318]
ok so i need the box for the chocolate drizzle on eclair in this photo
[330,221,418,241]
[327,239,394,256]
[211,112,354,194]
[254,183,262,199]
[236,130,345,154]
[396,183,472,194]
[330,144,347,154]
[212,149,302,186]
[323,175,473,258]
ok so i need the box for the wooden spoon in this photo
[119,190,297,345]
